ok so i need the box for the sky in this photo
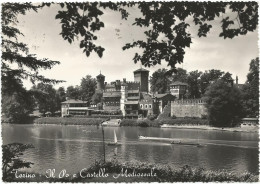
[15,3,259,90]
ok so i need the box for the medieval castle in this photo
[61,68,207,118]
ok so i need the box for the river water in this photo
[2,124,259,175]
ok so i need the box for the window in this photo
[145,104,148,108]
[149,104,152,109]
[140,104,143,108]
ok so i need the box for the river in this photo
[2,124,259,175]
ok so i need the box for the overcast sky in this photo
[16,3,259,89]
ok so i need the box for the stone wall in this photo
[171,99,207,118]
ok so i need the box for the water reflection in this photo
[2,124,258,174]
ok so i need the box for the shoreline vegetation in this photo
[8,160,258,182]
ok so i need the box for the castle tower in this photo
[133,68,149,92]
[96,72,105,92]
[120,78,127,117]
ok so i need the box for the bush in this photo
[71,160,258,182]
[147,114,157,120]
[2,143,34,181]
[172,115,177,119]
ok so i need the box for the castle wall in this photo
[171,100,207,118]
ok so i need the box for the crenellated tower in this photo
[96,72,105,92]
[133,68,149,93]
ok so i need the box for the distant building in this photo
[169,81,188,99]
[96,73,105,92]
[61,99,92,117]
[133,68,149,92]
[96,68,175,118]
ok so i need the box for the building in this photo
[95,68,175,119]
[134,68,149,92]
[61,99,92,117]
[240,118,258,128]
[96,73,105,92]
[170,81,188,99]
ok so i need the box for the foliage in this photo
[1,3,63,91]
[200,69,225,95]
[80,75,97,101]
[147,114,157,121]
[186,70,202,98]
[31,83,59,115]
[57,87,66,102]
[2,78,34,123]
[2,143,34,181]
[170,68,188,83]
[241,57,259,117]
[203,80,243,127]
[72,159,258,182]
[66,85,80,99]
[150,68,171,93]
[40,2,258,72]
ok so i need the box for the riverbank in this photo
[7,160,258,182]
[32,117,257,133]
[34,117,107,125]
[161,125,258,133]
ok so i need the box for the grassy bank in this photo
[8,160,258,182]
[34,117,106,126]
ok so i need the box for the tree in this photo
[170,68,188,83]
[203,80,243,127]
[51,2,257,72]
[2,77,34,123]
[66,86,80,99]
[200,69,224,95]
[32,83,59,115]
[80,75,97,102]
[150,68,171,94]
[241,57,259,117]
[186,70,202,98]
[2,143,34,181]
[1,3,63,93]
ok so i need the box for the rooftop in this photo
[133,68,149,73]
[61,99,88,104]
[96,73,105,78]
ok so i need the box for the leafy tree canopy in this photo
[48,2,258,72]
[2,143,34,181]
[1,3,63,90]
[241,57,259,117]
[203,79,243,127]
[80,75,97,102]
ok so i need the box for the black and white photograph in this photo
[1,1,259,182]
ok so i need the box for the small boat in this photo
[107,130,119,146]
